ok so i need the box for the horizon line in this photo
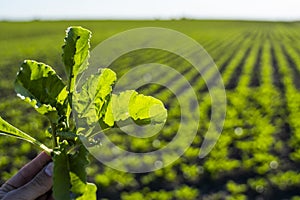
[1,17,300,23]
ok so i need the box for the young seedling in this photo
[0,26,167,199]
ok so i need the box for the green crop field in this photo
[1,20,300,199]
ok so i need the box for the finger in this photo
[5,151,51,190]
[3,162,53,200]
[0,182,15,197]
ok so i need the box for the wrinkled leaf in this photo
[0,117,51,153]
[15,60,67,122]
[62,26,91,94]
[129,91,167,123]
[103,90,167,127]
[53,148,71,200]
[73,68,116,125]
[73,70,167,129]
[103,90,133,126]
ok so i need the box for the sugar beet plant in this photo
[0,27,167,199]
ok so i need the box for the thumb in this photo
[3,162,53,200]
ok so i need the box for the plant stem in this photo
[50,122,58,148]
[34,140,53,155]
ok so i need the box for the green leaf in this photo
[129,91,167,123]
[0,117,51,154]
[103,90,167,127]
[53,148,71,200]
[76,183,97,200]
[69,144,89,197]
[103,90,133,125]
[73,68,167,130]
[73,68,116,125]
[62,26,91,94]
[15,60,67,122]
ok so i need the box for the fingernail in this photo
[45,162,53,177]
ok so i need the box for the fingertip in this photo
[7,151,53,188]
[45,162,53,177]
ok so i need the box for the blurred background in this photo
[1,0,300,199]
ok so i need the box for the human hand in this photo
[0,152,53,200]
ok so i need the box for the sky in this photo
[0,0,300,21]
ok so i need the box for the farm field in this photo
[1,20,300,199]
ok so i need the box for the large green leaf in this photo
[73,69,167,129]
[53,148,71,200]
[14,60,67,122]
[129,91,167,123]
[73,68,116,125]
[62,26,91,94]
[0,117,51,153]
[103,90,168,127]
